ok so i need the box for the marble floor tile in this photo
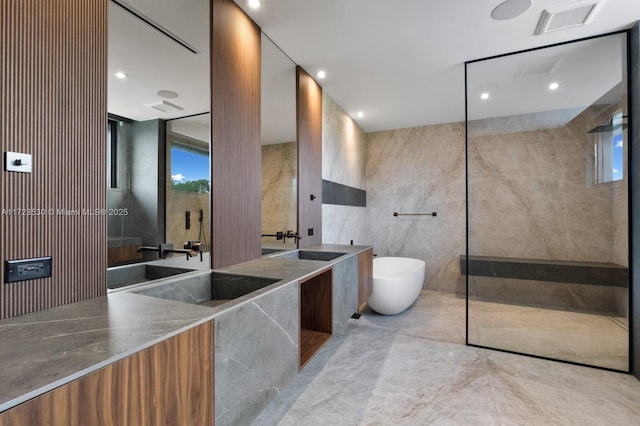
[254,291,640,426]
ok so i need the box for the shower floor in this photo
[359,290,628,371]
[468,299,628,371]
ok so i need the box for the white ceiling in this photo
[109,0,640,136]
[236,0,640,132]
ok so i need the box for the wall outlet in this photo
[307,228,314,236]
[5,257,52,283]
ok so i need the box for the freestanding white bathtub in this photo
[367,257,425,315]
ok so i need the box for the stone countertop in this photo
[0,244,371,413]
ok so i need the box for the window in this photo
[170,143,210,193]
[593,110,624,184]
[107,119,118,188]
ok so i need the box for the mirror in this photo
[260,34,298,253]
[466,33,629,370]
[106,0,210,266]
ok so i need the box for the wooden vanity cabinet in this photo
[357,248,374,312]
[299,269,333,369]
[0,321,214,426]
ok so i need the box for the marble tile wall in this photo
[165,191,210,250]
[332,256,358,332]
[366,123,467,293]
[364,102,628,294]
[262,142,297,236]
[468,104,627,266]
[322,92,368,245]
[214,281,299,426]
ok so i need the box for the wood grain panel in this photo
[211,0,262,268]
[299,269,332,368]
[296,67,323,248]
[0,321,214,425]
[107,245,143,267]
[358,248,374,311]
[0,0,108,319]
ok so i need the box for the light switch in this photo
[5,152,32,173]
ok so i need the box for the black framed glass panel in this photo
[465,32,629,371]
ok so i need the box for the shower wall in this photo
[468,104,628,266]
[365,105,627,293]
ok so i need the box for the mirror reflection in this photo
[260,34,298,253]
[466,33,628,370]
[106,0,210,266]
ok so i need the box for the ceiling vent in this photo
[534,1,602,35]
[147,100,184,113]
[514,56,564,78]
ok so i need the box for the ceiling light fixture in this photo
[248,0,260,10]
[316,70,326,79]
[491,0,532,20]
[549,82,559,90]
[480,92,490,100]
[357,111,365,118]
[115,71,128,79]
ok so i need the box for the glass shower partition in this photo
[465,32,630,371]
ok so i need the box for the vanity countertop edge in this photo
[0,244,371,413]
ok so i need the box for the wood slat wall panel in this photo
[0,0,107,318]
[296,67,323,248]
[0,321,214,425]
[358,248,374,311]
[211,0,262,268]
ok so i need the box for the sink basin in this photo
[262,248,285,256]
[133,271,281,308]
[107,264,194,289]
[276,250,347,261]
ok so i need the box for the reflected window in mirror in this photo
[170,143,210,193]
[107,119,118,188]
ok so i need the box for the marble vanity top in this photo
[0,244,369,412]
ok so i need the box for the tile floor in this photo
[254,291,640,425]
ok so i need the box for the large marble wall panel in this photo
[322,204,368,246]
[366,123,467,293]
[468,105,626,265]
[165,191,210,250]
[322,92,368,245]
[214,281,299,426]
[332,255,358,332]
[262,142,297,234]
[322,93,366,188]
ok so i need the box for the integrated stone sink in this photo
[277,250,347,261]
[262,248,285,256]
[107,264,194,289]
[132,271,281,308]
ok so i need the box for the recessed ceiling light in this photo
[316,70,326,79]
[115,71,128,79]
[480,92,490,100]
[491,0,532,20]
[549,82,559,90]
[248,0,260,10]
[157,90,179,99]
[357,111,365,118]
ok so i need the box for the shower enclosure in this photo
[465,32,630,371]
